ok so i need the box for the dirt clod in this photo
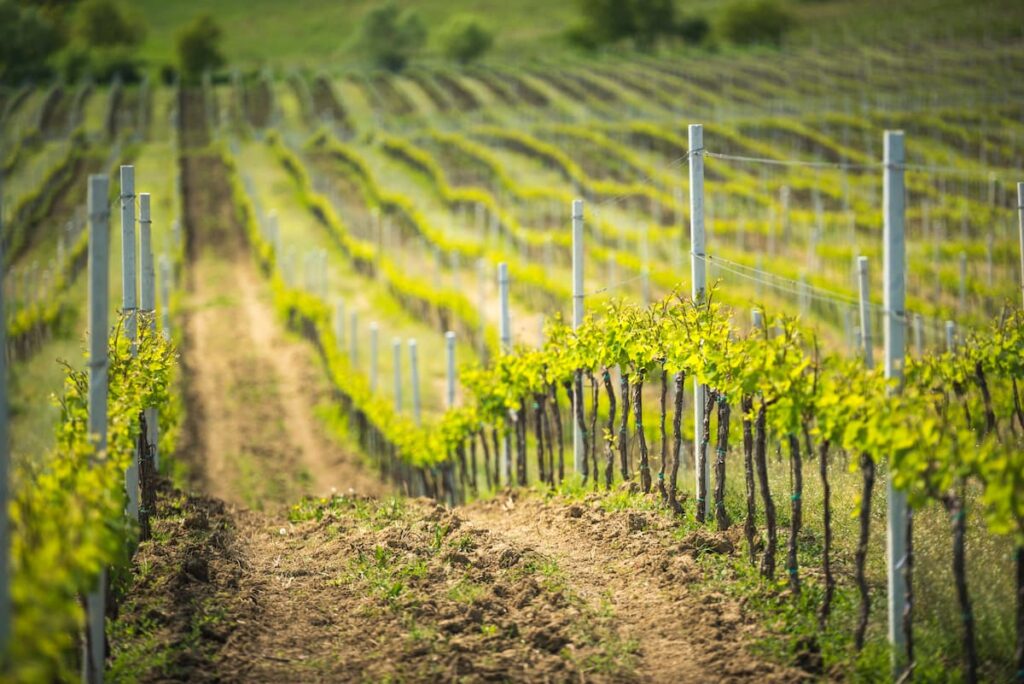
[182,553,210,583]
[618,480,641,495]
[183,510,209,531]
[529,623,570,653]
[680,529,735,555]
[627,512,647,532]
[497,546,521,568]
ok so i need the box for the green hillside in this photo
[131,0,1024,70]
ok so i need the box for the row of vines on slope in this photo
[455,293,1024,681]
[8,319,178,679]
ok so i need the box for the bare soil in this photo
[176,153,383,508]
[461,491,802,682]
[110,486,806,682]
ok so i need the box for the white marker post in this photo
[498,262,511,484]
[335,300,345,349]
[120,166,139,522]
[883,131,909,676]
[1017,182,1023,308]
[958,251,967,313]
[752,308,763,331]
[477,259,486,358]
[86,175,111,684]
[641,220,651,307]
[799,275,809,318]
[139,193,159,470]
[393,338,402,413]
[0,175,8,656]
[369,322,379,393]
[445,331,456,409]
[913,314,924,357]
[946,320,956,353]
[857,256,873,368]
[350,311,358,365]
[571,199,584,476]
[409,339,422,426]
[268,211,279,260]
[159,254,171,340]
[689,123,708,517]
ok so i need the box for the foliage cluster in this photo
[358,2,427,72]
[175,13,225,83]
[8,319,177,679]
[0,0,65,82]
[565,0,795,51]
[438,14,494,65]
[56,0,147,82]
[721,0,795,47]
[359,2,494,71]
[566,0,670,51]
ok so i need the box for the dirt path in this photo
[111,487,802,682]
[177,153,384,508]
[460,492,800,683]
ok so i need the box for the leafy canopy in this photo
[176,13,226,82]
[359,1,427,72]
[438,14,494,65]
